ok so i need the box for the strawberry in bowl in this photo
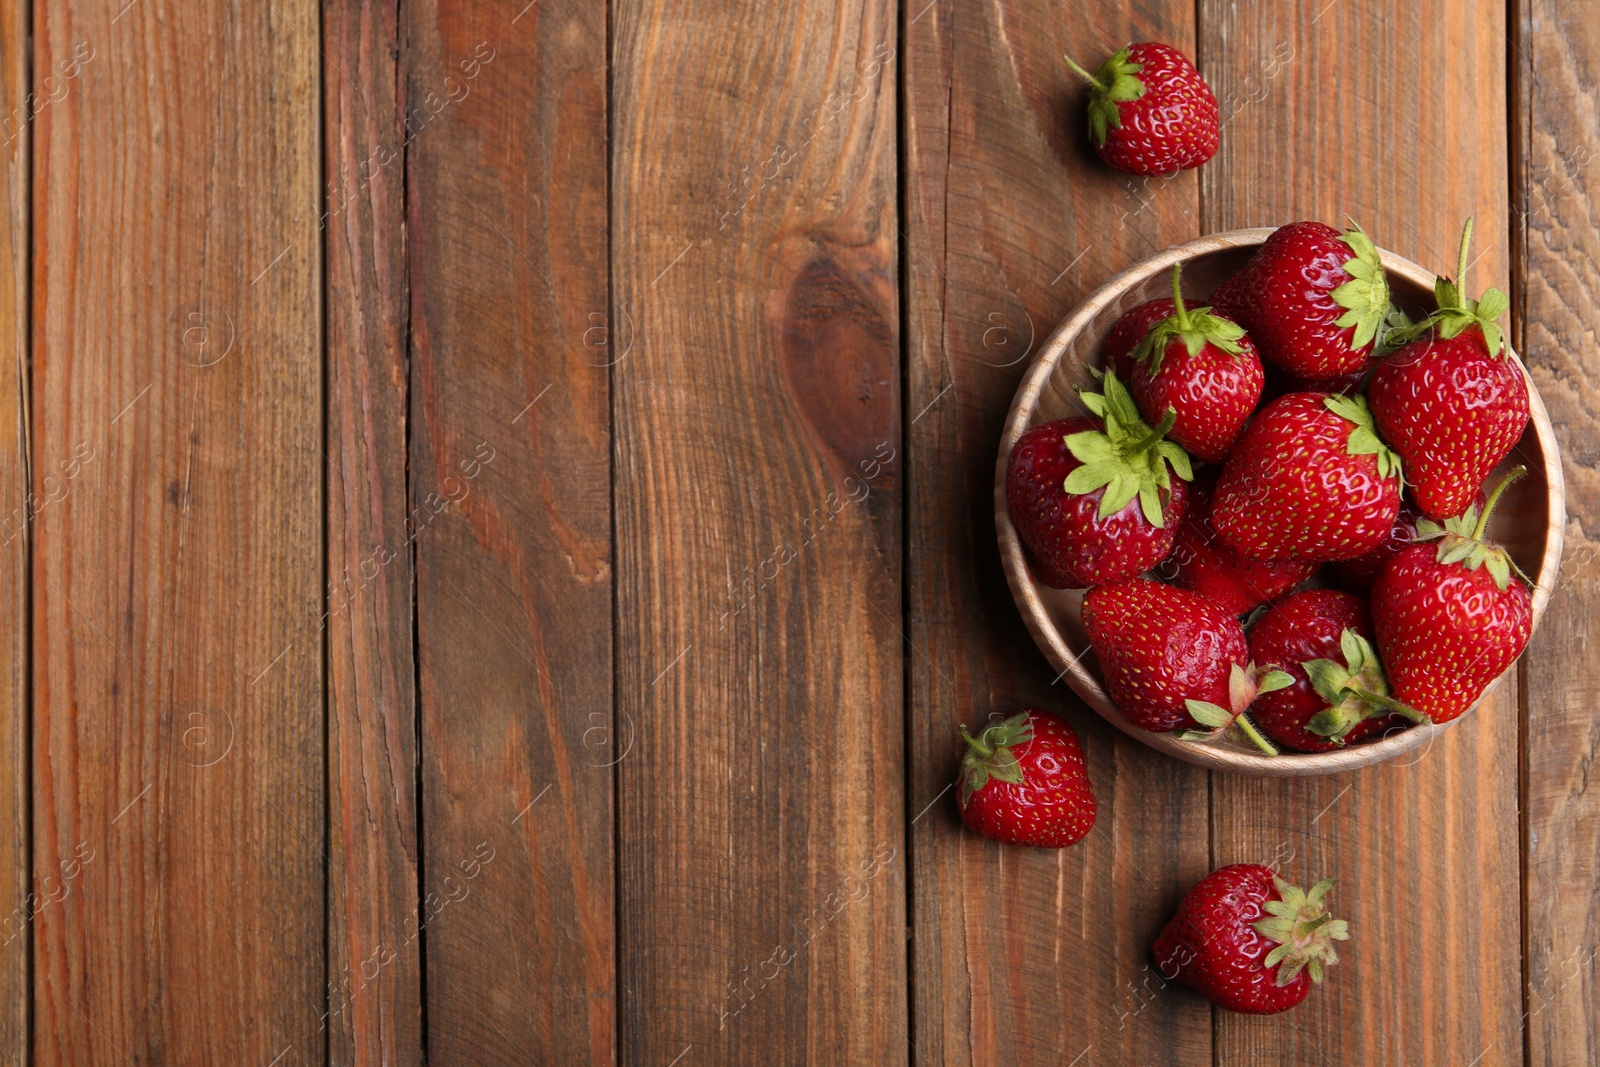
[1124,264,1263,463]
[1004,371,1191,589]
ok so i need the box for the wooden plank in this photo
[903,3,1212,1064]
[31,1,325,1063]
[0,0,26,1059]
[405,1,614,1062]
[1516,2,1600,1063]
[1198,3,1523,1062]
[612,0,906,1061]
[324,0,423,1062]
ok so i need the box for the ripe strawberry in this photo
[1081,576,1282,752]
[1154,864,1349,1015]
[1247,590,1411,752]
[1064,43,1218,176]
[1210,222,1390,378]
[1102,297,1176,381]
[1371,469,1533,724]
[1211,392,1402,562]
[1333,501,1419,594]
[1160,471,1315,614]
[1005,372,1192,588]
[1369,219,1529,521]
[957,709,1096,847]
[1126,264,1263,462]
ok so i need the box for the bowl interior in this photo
[1000,231,1561,776]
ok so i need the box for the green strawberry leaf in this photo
[1066,48,1146,146]
[1105,66,1144,102]
[1433,306,1477,341]
[1480,318,1505,361]
[1434,503,1485,540]
[1302,658,1352,707]
[1263,941,1292,968]
[1184,689,1279,755]
[1251,878,1348,987]
[1331,225,1390,351]
[1426,467,1531,591]
[1154,440,1193,482]
[1063,430,1116,466]
[1130,308,1247,372]
[1062,459,1116,496]
[1138,484,1163,528]
[1340,629,1365,673]
[1060,369,1193,527]
[1129,264,1250,374]
[1184,700,1234,729]
[1301,629,1395,739]
[1099,470,1139,519]
[958,712,1034,806]
[1276,954,1311,986]
[987,711,1032,745]
[1386,219,1512,357]
[1434,275,1461,314]
[962,765,988,801]
[1257,669,1296,695]
[986,748,1024,785]
[1305,707,1354,740]
[1414,516,1447,541]
[1325,394,1403,482]
[1478,286,1511,324]
[1100,369,1145,433]
[1373,303,1414,356]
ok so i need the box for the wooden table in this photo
[0,0,1593,1063]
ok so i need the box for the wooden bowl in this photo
[995,229,1564,776]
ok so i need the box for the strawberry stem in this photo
[1169,263,1192,331]
[958,726,992,759]
[1354,690,1431,724]
[1235,714,1279,757]
[1455,217,1474,290]
[1128,406,1177,455]
[1063,54,1102,90]
[1472,465,1527,541]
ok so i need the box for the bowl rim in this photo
[994,227,1566,777]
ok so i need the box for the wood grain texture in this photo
[903,3,1211,1063]
[406,1,614,1062]
[1199,3,1523,1062]
[0,0,26,1060]
[31,1,324,1063]
[1517,2,1600,1063]
[612,0,906,1060]
[324,0,422,1062]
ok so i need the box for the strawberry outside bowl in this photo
[995,228,1564,777]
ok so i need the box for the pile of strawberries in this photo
[1011,216,1532,757]
[953,42,1539,1018]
